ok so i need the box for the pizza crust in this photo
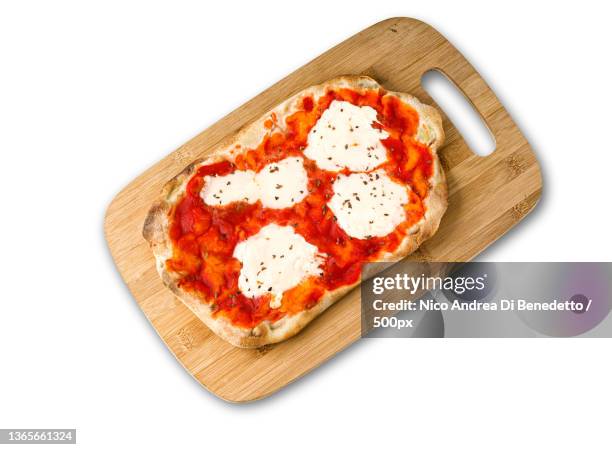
[143,75,447,348]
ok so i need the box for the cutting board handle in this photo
[421,67,496,156]
[408,18,521,156]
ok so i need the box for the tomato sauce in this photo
[166,88,434,328]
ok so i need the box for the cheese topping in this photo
[201,157,308,209]
[328,170,409,239]
[233,224,326,309]
[256,157,309,209]
[304,100,389,172]
[201,169,258,206]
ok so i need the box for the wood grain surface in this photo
[104,17,542,402]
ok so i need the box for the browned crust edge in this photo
[142,75,447,348]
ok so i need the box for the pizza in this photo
[143,76,447,348]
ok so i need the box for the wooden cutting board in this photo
[104,17,542,402]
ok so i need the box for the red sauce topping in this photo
[166,88,434,328]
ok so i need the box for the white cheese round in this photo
[200,157,308,209]
[233,223,326,309]
[256,157,309,209]
[304,100,389,172]
[328,170,409,239]
[201,170,258,206]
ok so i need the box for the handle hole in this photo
[421,69,496,157]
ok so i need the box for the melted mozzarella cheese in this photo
[256,157,309,209]
[200,157,308,209]
[304,100,389,172]
[233,224,326,309]
[328,170,409,239]
[201,170,258,206]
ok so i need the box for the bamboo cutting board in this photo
[104,17,542,402]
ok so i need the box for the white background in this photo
[1,1,610,449]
